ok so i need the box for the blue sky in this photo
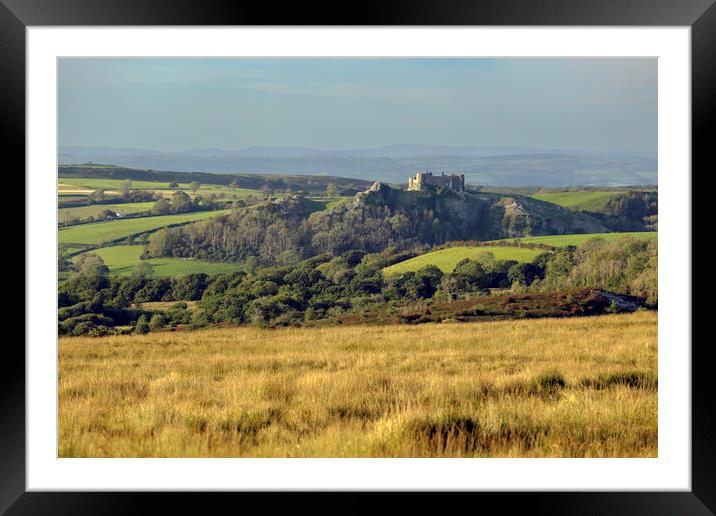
[58,58,657,153]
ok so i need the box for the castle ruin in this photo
[407,171,465,192]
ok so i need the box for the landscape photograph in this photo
[57,57,658,458]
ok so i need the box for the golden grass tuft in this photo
[58,312,657,457]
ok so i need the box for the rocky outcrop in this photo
[496,195,609,237]
[594,290,643,312]
[348,183,609,240]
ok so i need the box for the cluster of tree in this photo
[323,182,339,198]
[58,270,206,336]
[149,190,221,216]
[143,183,631,268]
[59,235,657,336]
[533,236,657,305]
[165,180,201,193]
[143,196,319,264]
[141,188,515,265]
[72,253,109,276]
[431,239,555,252]
[60,190,227,228]
[132,303,194,335]
[306,200,480,256]
[385,255,547,303]
[589,191,658,231]
[58,189,156,210]
[60,208,126,226]
[177,236,655,330]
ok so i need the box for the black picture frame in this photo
[4,0,711,513]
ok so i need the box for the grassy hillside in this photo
[59,311,657,458]
[59,209,229,246]
[73,245,243,277]
[58,183,95,195]
[493,231,658,248]
[530,191,625,211]
[60,177,187,190]
[383,246,543,276]
[188,186,260,199]
[59,177,260,199]
[59,164,373,193]
[322,197,351,210]
[58,202,155,223]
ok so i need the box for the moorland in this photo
[59,311,657,458]
[57,163,658,457]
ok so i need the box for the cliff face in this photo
[494,195,609,237]
[340,182,608,241]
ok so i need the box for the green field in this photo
[59,177,197,190]
[383,246,544,276]
[323,197,351,210]
[59,245,91,259]
[58,202,156,223]
[73,245,242,277]
[59,210,229,246]
[59,177,260,199]
[530,191,625,211]
[60,177,184,190]
[190,186,262,199]
[493,232,658,247]
[309,197,351,211]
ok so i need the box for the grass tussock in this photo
[579,371,657,391]
[58,311,657,458]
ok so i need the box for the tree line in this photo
[60,189,230,227]
[59,235,656,336]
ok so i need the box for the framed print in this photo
[4,0,713,513]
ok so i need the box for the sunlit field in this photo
[59,312,657,458]
[530,191,625,211]
[71,245,243,277]
[491,232,658,247]
[59,209,230,246]
[383,246,543,276]
[58,202,156,223]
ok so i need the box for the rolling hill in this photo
[530,191,626,211]
[58,145,657,187]
[491,231,658,247]
[59,164,373,194]
[59,210,230,246]
[383,246,544,275]
[73,245,243,277]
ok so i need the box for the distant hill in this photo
[58,145,657,187]
[58,164,373,195]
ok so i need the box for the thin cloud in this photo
[59,57,657,153]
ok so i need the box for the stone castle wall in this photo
[408,172,465,192]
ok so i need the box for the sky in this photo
[58,58,657,154]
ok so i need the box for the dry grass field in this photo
[58,312,657,458]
